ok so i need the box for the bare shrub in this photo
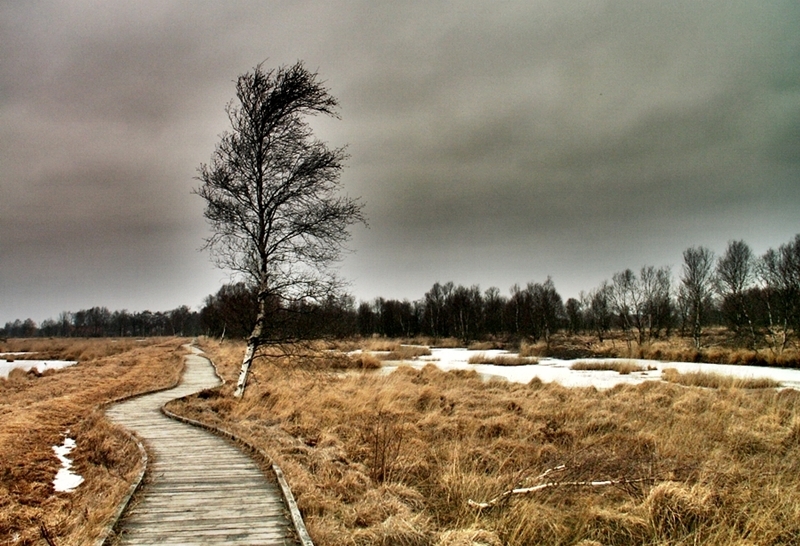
[359,409,409,483]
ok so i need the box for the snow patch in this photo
[0,359,77,378]
[377,348,800,390]
[52,434,84,493]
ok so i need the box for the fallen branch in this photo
[468,465,650,510]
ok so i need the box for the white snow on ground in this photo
[52,434,84,493]
[0,359,77,379]
[377,348,800,390]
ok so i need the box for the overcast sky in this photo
[2,0,799,324]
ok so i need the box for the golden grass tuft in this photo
[435,527,502,546]
[348,351,383,369]
[571,359,647,375]
[377,345,432,361]
[645,482,713,538]
[467,353,538,366]
[661,368,781,389]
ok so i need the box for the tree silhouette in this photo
[196,61,365,397]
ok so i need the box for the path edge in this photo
[160,348,315,546]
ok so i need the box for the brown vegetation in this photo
[374,345,432,361]
[467,353,538,366]
[520,329,800,367]
[1,337,152,363]
[0,337,187,545]
[661,368,782,389]
[167,338,800,546]
[570,360,648,375]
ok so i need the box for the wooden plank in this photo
[106,349,299,545]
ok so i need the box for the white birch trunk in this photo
[233,339,257,398]
[233,296,266,398]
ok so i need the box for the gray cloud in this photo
[2,0,799,323]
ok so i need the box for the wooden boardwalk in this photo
[106,347,297,545]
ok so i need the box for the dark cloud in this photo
[2,0,799,323]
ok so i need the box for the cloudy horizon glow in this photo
[2,1,799,324]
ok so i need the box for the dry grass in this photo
[0,337,187,545]
[515,330,800,367]
[571,360,648,375]
[467,341,506,351]
[467,353,538,366]
[0,337,151,363]
[661,368,782,389]
[347,351,383,369]
[168,338,800,546]
[376,345,432,361]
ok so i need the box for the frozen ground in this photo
[0,359,77,379]
[377,348,800,390]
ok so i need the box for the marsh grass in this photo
[0,337,148,363]
[168,338,800,546]
[661,368,782,389]
[571,360,648,375]
[376,345,432,361]
[467,353,538,366]
[514,330,800,367]
[0,337,186,545]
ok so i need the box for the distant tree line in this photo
[2,306,204,338]
[199,233,800,352]
[4,234,799,352]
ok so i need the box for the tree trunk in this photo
[233,296,267,398]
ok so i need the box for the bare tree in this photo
[757,234,800,353]
[716,240,757,347]
[639,265,673,341]
[610,269,640,348]
[529,277,564,349]
[586,282,613,343]
[681,246,715,348]
[196,61,365,397]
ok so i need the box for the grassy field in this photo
[167,338,800,546]
[0,337,187,545]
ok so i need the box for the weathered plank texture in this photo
[106,348,297,545]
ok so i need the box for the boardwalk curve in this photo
[106,347,297,545]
